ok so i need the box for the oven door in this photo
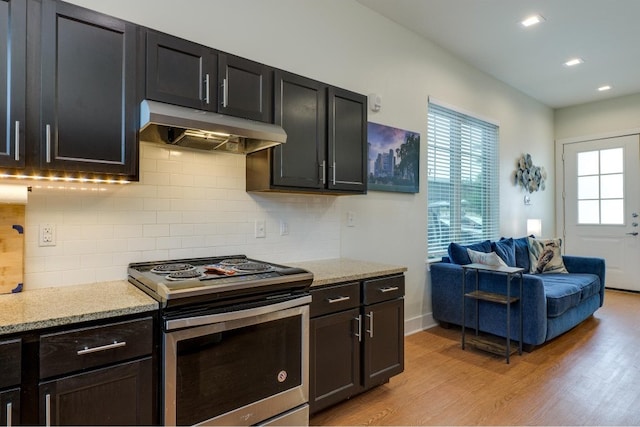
[163,296,310,426]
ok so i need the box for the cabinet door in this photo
[0,388,20,426]
[309,308,361,414]
[218,54,272,122]
[0,0,26,168]
[327,87,367,193]
[39,0,137,176]
[146,30,217,110]
[272,71,326,189]
[362,298,404,389]
[39,358,153,426]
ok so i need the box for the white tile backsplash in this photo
[23,141,341,289]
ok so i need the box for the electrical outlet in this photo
[255,220,266,238]
[347,211,356,227]
[39,224,56,246]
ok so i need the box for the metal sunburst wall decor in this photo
[514,153,546,193]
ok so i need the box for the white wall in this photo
[555,93,640,140]
[26,0,555,332]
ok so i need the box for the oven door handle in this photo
[164,294,312,331]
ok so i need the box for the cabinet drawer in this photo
[311,282,360,318]
[40,317,153,379]
[0,339,21,389]
[362,275,405,305]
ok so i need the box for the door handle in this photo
[626,232,638,236]
[6,402,11,427]
[366,311,374,338]
[354,315,362,342]
[14,121,19,161]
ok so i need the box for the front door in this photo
[562,134,640,291]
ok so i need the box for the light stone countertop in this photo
[0,280,158,335]
[290,258,407,287]
[0,258,406,336]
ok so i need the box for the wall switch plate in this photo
[280,220,289,236]
[255,220,266,238]
[347,211,356,227]
[39,224,56,246]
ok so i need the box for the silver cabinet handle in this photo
[320,161,326,185]
[6,402,11,427]
[45,124,51,163]
[366,311,374,338]
[354,315,362,342]
[222,78,228,107]
[332,162,336,185]
[45,393,51,427]
[14,121,19,161]
[204,73,210,104]
[327,296,350,304]
[380,286,399,293]
[77,340,126,355]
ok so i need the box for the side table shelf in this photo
[461,263,524,363]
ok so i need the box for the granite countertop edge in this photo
[290,258,408,287]
[0,280,158,336]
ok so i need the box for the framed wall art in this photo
[367,122,420,193]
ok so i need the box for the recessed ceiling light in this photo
[564,58,584,67]
[598,85,612,92]
[520,14,545,27]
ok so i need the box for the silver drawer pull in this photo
[6,402,11,427]
[77,340,126,355]
[379,286,399,293]
[327,296,350,304]
[45,394,51,427]
[14,121,19,162]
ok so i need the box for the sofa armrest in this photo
[562,255,606,306]
[430,262,548,345]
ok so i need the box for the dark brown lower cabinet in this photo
[0,388,20,426]
[39,358,152,426]
[310,307,361,412]
[309,274,405,414]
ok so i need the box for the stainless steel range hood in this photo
[139,100,286,154]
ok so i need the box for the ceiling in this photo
[356,0,640,109]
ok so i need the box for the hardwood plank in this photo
[310,290,640,426]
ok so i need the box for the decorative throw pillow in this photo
[527,237,568,274]
[448,240,492,265]
[492,238,516,267]
[467,248,508,267]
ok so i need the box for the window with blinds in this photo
[427,102,500,260]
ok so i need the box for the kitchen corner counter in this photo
[0,281,158,335]
[290,258,407,287]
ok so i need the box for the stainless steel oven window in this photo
[163,299,310,426]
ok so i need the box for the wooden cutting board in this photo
[0,204,25,294]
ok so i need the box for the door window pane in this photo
[578,200,600,224]
[600,148,623,174]
[601,174,623,199]
[578,176,599,199]
[578,151,599,176]
[601,199,624,224]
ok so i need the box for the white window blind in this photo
[427,102,500,259]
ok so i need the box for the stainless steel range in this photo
[128,255,313,426]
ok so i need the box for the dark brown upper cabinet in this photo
[246,72,367,194]
[145,30,217,111]
[218,53,273,122]
[0,0,26,169]
[37,0,138,176]
[327,87,367,193]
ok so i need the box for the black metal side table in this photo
[461,263,524,363]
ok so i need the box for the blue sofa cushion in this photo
[503,236,531,272]
[448,240,492,265]
[492,238,516,267]
[542,273,600,317]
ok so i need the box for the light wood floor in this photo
[310,289,640,426]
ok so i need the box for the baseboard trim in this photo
[405,312,437,336]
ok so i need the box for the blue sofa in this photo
[430,237,606,348]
